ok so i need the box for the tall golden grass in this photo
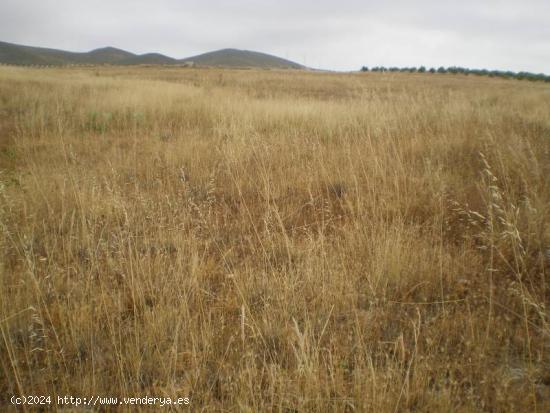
[1,65,549,411]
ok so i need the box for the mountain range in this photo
[0,41,304,69]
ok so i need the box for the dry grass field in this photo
[1,65,549,412]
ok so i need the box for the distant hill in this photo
[86,47,136,63]
[0,41,304,69]
[119,53,177,65]
[0,42,138,65]
[180,48,304,69]
[0,41,83,65]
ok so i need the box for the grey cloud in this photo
[0,0,548,72]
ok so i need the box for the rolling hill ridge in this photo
[0,41,304,69]
[180,48,304,69]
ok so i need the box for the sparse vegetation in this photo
[362,64,550,82]
[1,65,549,412]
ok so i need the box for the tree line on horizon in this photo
[360,65,550,82]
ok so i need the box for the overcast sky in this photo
[1,0,548,72]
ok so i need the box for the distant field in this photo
[1,66,549,411]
